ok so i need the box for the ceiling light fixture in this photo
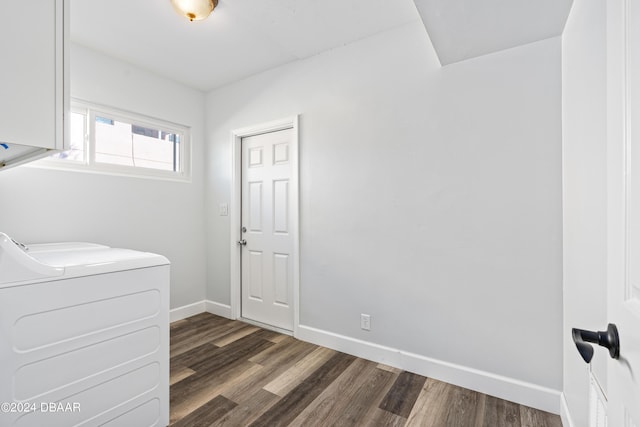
[171,0,218,22]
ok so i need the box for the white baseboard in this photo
[205,300,233,318]
[170,300,206,322]
[296,324,561,415]
[560,393,575,427]
[170,300,233,323]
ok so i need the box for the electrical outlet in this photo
[360,314,371,331]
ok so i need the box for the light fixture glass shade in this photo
[171,0,217,21]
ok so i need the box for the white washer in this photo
[0,233,170,427]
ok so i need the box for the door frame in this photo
[229,115,300,335]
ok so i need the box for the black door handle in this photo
[572,323,620,363]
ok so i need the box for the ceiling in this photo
[71,0,573,92]
[413,0,573,65]
[70,0,420,92]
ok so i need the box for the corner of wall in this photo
[169,299,233,323]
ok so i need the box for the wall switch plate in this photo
[361,314,371,331]
[219,203,229,216]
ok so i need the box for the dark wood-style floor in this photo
[170,313,562,427]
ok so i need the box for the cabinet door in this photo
[0,0,67,150]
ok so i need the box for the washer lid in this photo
[0,233,169,286]
[0,233,64,285]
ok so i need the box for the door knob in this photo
[572,323,620,363]
[237,239,247,246]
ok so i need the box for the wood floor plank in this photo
[223,339,320,403]
[520,406,563,427]
[170,319,239,348]
[377,363,402,374]
[360,408,408,427]
[267,334,289,343]
[251,328,289,343]
[357,370,408,426]
[170,343,220,372]
[248,352,356,427]
[170,319,189,330]
[405,377,450,426]
[212,325,261,347]
[475,393,487,427]
[170,365,196,386]
[185,312,218,322]
[170,361,263,423]
[171,318,245,358]
[213,389,280,427]
[171,313,215,331]
[170,312,231,339]
[339,368,399,427]
[263,346,336,397]
[289,360,397,427]
[379,371,427,418]
[441,382,484,427]
[171,394,237,427]
[482,395,520,427]
[188,333,275,374]
[171,334,274,423]
[406,379,484,427]
[248,336,316,367]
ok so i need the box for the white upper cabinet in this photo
[0,0,68,169]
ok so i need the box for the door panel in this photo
[273,253,290,306]
[241,128,294,331]
[273,180,290,233]
[607,0,640,425]
[248,251,264,301]
[248,181,264,231]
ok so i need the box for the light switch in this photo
[219,203,229,216]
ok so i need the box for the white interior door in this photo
[240,128,295,331]
[607,0,640,425]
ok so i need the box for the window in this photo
[41,100,191,181]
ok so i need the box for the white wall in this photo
[205,21,563,406]
[0,43,207,309]
[562,1,608,426]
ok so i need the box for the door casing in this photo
[230,116,300,335]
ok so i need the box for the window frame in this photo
[35,99,192,182]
